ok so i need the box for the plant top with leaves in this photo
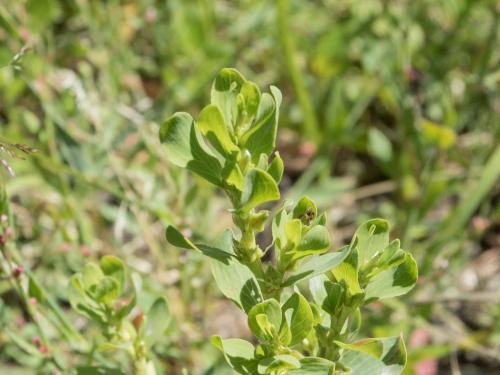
[161,68,418,374]
[70,256,171,375]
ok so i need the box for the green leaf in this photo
[267,152,284,184]
[258,355,301,373]
[341,336,407,375]
[239,168,280,212]
[294,225,330,260]
[99,256,125,294]
[353,219,390,266]
[335,338,384,359]
[281,293,313,346]
[364,253,418,301]
[321,281,345,315]
[144,297,171,348]
[28,276,44,303]
[211,336,258,375]
[90,277,120,304]
[248,299,282,340]
[241,87,282,163]
[211,257,263,313]
[165,225,234,262]
[82,263,104,289]
[292,196,318,223]
[368,128,393,163]
[288,357,336,374]
[284,246,350,286]
[211,68,246,130]
[159,112,222,186]
[197,104,238,156]
[240,81,261,120]
[331,249,363,296]
[222,159,244,191]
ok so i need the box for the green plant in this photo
[69,256,171,375]
[160,68,418,374]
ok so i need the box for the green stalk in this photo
[277,0,320,143]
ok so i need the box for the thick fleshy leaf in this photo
[143,297,171,348]
[159,112,223,186]
[239,168,280,212]
[341,336,407,375]
[197,104,238,156]
[353,219,390,265]
[248,299,282,340]
[241,86,282,163]
[292,196,318,222]
[335,338,384,359]
[294,225,330,260]
[222,159,244,191]
[267,152,284,184]
[82,263,104,289]
[99,256,125,294]
[211,68,246,130]
[258,355,301,373]
[211,336,258,375]
[321,281,345,315]
[284,246,350,287]
[288,358,336,374]
[364,253,418,301]
[90,277,120,304]
[331,248,363,296]
[281,293,314,346]
[211,257,263,312]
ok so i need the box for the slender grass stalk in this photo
[276,0,320,142]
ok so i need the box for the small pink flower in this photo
[39,345,48,354]
[29,297,38,306]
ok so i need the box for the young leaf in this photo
[294,225,330,260]
[283,246,350,286]
[197,104,239,156]
[100,256,125,294]
[258,355,301,373]
[159,112,223,186]
[241,87,282,163]
[267,152,284,184]
[353,219,390,265]
[239,168,280,212]
[331,249,363,297]
[248,299,282,340]
[211,336,258,375]
[211,68,246,130]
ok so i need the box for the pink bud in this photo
[39,345,48,354]
[32,336,41,346]
[13,266,24,277]
[80,245,91,257]
[29,297,38,306]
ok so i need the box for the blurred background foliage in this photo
[0,0,499,374]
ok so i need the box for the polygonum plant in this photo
[160,68,418,374]
[69,256,171,375]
